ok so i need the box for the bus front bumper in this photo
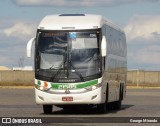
[35,87,106,105]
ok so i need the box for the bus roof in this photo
[38,14,124,33]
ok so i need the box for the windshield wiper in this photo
[49,65,61,70]
[69,60,85,82]
[50,59,67,82]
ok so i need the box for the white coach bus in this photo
[26,14,127,114]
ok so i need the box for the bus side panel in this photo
[103,25,127,102]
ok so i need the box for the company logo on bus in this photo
[58,79,76,83]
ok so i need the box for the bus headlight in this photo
[92,85,97,90]
[36,81,51,91]
[85,83,103,91]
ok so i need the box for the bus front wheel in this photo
[43,105,53,114]
[97,85,108,113]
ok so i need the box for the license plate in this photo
[62,97,73,101]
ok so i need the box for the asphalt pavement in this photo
[0,88,160,125]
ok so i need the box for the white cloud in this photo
[0,44,34,68]
[1,22,37,41]
[13,0,160,7]
[0,21,37,67]
[129,45,160,65]
[125,14,160,70]
[0,56,12,65]
[135,45,160,65]
[124,15,160,42]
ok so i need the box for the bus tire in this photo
[97,85,108,113]
[43,105,52,114]
[120,84,124,101]
[113,84,123,110]
[97,103,107,114]
[113,100,122,110]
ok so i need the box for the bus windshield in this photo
[37,30,101,81]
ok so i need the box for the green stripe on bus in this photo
[51,79,98,89]
[51,84,59,89]
[76,79,98,89]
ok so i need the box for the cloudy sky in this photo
[0,0,160,70]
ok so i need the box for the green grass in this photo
[0,81,34,86]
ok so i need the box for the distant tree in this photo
[18,56,24,68]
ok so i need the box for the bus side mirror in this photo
[26,37,35,57]
[101,36,106,57]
